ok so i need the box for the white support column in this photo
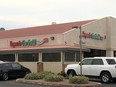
[15,53,18,63]
[75,52,77,62]
[106,50,114,57]
[61,51,65,72]
[39,51,42,62]
[37,51,43,72]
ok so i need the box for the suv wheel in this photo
[100,72,112,83]
[2,73,8,81]
[68,70,76,77]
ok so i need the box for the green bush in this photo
[24,71,64,82]
[24,73,41,80]
[69,76,89,84]
[44,74,64,82]
[38,71,55,79]
[57,71,66,77]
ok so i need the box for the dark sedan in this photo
[0,61,31,80]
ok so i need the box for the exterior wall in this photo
[63,18,108,50]
[81,18,107,50]
[63,17,116,56]
[109,17,116,50]
[0,17,114,51]
[0,39,8,48]
[106,51,114,57]
[0,34,65,48]
[19,62,38,73]
[43,62,62,74]
[63,29,80,46]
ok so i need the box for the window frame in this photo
[18,53,39,62]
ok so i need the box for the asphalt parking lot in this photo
[103,83,116,87]
[0,79,52,87]
[0,79,116,87]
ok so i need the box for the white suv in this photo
[65,57,116,83]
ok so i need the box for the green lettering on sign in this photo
[31,39,37,46]
[22,40,27,46]
[22,39,37,46]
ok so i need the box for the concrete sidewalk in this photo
[16,78,102,87]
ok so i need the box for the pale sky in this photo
[0,0,116,30]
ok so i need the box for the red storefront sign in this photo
[82,31,106,40]
[10,38,48,48]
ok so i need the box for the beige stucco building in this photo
[0,16,116,73]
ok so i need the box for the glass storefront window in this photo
[84,49,106,57]
[0,54,15,62]
[114,51,116,57]
[65,52,80,62]
[65,52,75,62]
[18,53,38,62]
[42,53,61,62]
[76,52,80,62]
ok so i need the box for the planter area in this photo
[16,71,101,87]
[16,78,101,87]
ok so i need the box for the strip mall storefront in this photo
[0,39,84,73]
[0,17,116,73]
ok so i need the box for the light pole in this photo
[72,26,83,76]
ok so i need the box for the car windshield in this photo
[106,59,116,65]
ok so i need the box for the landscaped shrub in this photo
[57,71,66,77]
[38,71,55,79]
[24,71,64,82]
[24,73,41,80]
[44,74,64,82]
[69,76,89,84]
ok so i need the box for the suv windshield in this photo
[106,59,116,65]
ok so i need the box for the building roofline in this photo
[0,19,96,39]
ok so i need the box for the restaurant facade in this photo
[0,17,116,73]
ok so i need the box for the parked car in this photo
[0,61,31,80]
[65,57,116,83]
